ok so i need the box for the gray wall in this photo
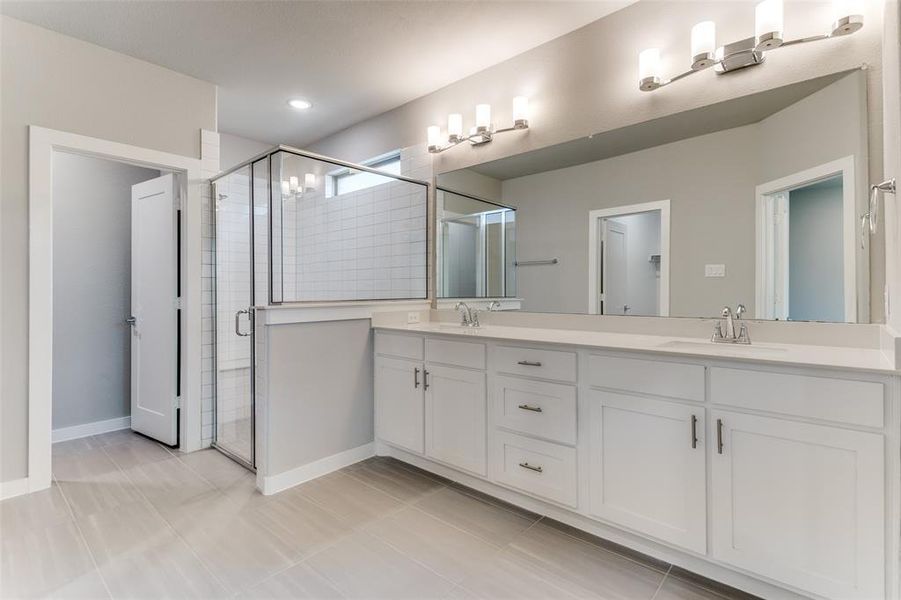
[219,132,272,172]
[52,152,160,429]
[502,73,866,319]
[266,319,374,475]
[789,183,845,322]
[1,16,217,482]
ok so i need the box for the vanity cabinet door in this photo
[710,411,884,600]
[588,391,707,554]
[425,365,487,476]
[375,356,424,454]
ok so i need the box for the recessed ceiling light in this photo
[288,98,312,110]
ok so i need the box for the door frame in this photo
[754,155,861,322]
[28,125,204,493]
[587,200,671,316]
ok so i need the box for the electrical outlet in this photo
[407,312,421,324]
[705,264,726,278]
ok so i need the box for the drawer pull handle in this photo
[414,368,420,389]
[690,414,698,449]
[518,404,543,413]
[517,360,542,367]
[716,418,724,454]
[423,370,430,391]
[518,462,543,473]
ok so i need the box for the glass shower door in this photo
[213,164,255,468]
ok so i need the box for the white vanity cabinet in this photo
[588,390,707,554]
[374,350,425,454]
[373,329,898,600]
[375,333,488,475]
[710,410,885,600]
[425,364,487,475]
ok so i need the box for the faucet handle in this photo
[471,310,480,328]
[735,304,746,319]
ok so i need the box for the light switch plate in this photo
[407,312,421,324]
[705,264,726,278]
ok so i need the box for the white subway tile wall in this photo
[279,145,431,301]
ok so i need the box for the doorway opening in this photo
[50,150,182,463]
[588,200,671,316]
[755,156,862,322]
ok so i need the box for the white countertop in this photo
[374,322,896,374]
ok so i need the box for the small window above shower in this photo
[326,151,401,197]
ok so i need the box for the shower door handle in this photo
[235,309,252,337]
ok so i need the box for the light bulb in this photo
[638,48,662,90]
[289,176,299,193]
[755,0,783,50]
[447,114,463,140]
[475,104,491,131]
[304,173,317,190]
[427,125,442,151]
[691,21,716,69]
[831,0,864,35]
[512,96,529,127]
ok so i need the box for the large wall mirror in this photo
[436,69,878,323]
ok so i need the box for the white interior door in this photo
[130,174,178,445]
[602,219,628,315]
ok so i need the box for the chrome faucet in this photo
[712,304,750,344]
[487,301,502,312]
[455,302,480,327]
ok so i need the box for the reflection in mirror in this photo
[437,189,516,299]
[436,69,875,323]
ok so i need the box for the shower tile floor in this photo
[1,431,756,600]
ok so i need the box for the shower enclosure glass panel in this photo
[270,150,428,302]
[213,164,255,468]
[438,188,517,298]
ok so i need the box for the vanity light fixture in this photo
[281,173,317,199]
[638,0,863,92]
[427,97,529,154]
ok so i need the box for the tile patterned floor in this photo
[1,431,756,600]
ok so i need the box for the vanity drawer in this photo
[491,430,577,507]
[587,354,705,402]
[426,338,486,370]
[492,345,577,382]
[375,332,423,361]
[710,367,884,428]
[492,376,577,445]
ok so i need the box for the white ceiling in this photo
[1,1,629,146]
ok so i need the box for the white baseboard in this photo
[260,442,375,496]
[52,416,131,443]
[1,477,31,500]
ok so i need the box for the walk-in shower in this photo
[210,147,429,469]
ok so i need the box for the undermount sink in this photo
[657,340,788,354]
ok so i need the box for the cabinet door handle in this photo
[518,462,543,473]
[423,370,430,390]
[716,418,724,454]
[518,404,543,413]
[517,360,542,367]
[690,414,698,449]
[414,368,420,389]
